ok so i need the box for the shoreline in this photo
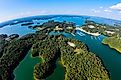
[76,27,100,36]
[102,37,121,53]
[102,41,121,53]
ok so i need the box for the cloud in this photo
[0,10,48,23]
[0,10,82,23]
[104,9,112,13]
[99,6,103,9]
[110,3,121,11]
[91,9,100,13]
[19,10,47,17]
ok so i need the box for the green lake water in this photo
[14,50,65,80]
[46,60,65,80]
[14,50,40,80]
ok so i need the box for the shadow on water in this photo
[13,50,40,80]
[46,58,65,80]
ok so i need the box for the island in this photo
[79,20,121,53]
[21,22,34,26]
[78,20,121,37]
[0,21,110,80]
[102,36,121,53]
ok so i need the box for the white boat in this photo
[98,37,101,40]
[77,31,85,36]
[71,33,76,36]
[94,37,97,40]
[91,36,93,39]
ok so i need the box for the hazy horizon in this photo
[0,0,121,22]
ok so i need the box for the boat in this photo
[91,36,93,39]
[71,33,76,36]
[98,37,101,40]
[94,36,97,40]
[76,31,85,36]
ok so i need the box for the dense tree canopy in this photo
[0,21,110,80]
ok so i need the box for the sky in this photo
[0,0,121,22]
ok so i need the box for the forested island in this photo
[79,20,121,37]
[0,21,109,80]
[102,37,121,53]
[79,20,121,53]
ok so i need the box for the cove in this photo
[13,50,40,80]
[46,59,65,80]
[13,49,65,80]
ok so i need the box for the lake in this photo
[0,15,121,80]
